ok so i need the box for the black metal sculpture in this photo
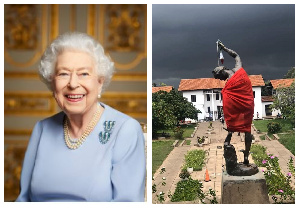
[213,40,258,176]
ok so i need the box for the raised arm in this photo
[218,41,242,72]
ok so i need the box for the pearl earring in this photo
[98,94,101,99]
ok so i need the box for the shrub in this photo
[179,169,190,179]
[208,121,213,129]
[250,144,269,167]
[171,178,218,203]
[267,122,282,133]
[171,178,205,202]
[197,136,207,144]
[183,149,206,171]
[262,155,295,203]
[173,126,184,140]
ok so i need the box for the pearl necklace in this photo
[64,105,101,150]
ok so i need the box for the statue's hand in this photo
[218,40,225,49]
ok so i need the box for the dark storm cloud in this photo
[152,4,295,88]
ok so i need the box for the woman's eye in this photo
[58,72,69,76]
[81,72,89,76]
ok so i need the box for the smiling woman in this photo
[15,32,146,202]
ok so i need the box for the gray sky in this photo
[152,4,295,88]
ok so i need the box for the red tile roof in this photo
[261,96,274,102]
[178,75,265,91]
[178,78,226,91]
[248,75,265,86]
[152,86,173,93]
[270,78,295,89]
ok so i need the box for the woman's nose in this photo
[68,73,80,89]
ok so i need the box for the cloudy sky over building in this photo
[152,4,295,88]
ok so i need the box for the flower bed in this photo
[182,149,206,171]
[170,178,217,203]
[250,144,295,203]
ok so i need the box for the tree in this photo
[271,82,295,126]
[283,67,295,79]
[152,89,200,137]
[261,80,272,96]
[152,97,176,136]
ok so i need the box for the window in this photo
[191,95,196,102]
[208,107,210,113]
[216,93,219,100]
[253,91,255,98]
[207,94,210,101]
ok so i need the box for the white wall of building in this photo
[262,101,280,117]
[182,89,223,121]
[182,90,205,120]
[253,87,262,119]
[203,91,223,121]
[182,86,265,121]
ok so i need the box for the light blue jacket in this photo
[16,103,146,202]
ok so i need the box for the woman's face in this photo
[53,50,103,116]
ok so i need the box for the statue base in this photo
[227,163,259,176]
[221,170,270,204]
[224,143,259,176]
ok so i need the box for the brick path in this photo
[152,120,295,204]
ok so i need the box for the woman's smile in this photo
[65,94,86,102]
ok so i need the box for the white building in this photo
[178,75,265,121]
[261,96,277,117]
[266,78,295,117]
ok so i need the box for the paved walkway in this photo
[152,120,295,204]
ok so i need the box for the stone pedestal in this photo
[221,170,269,204]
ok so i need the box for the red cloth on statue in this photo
[221,68,254,132]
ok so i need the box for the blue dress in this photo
[16,103,146,202]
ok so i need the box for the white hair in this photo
[39,32,114,93]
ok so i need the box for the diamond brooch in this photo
[99,121,115,144]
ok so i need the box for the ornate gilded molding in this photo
[4,92,56,115]
[112,72,147,81]
[4,129,32,136]
[4,5,38,49]
[106,5,143,52]
[4,71,39,79]
[70,4,76,31]
[4,5,48,68]
[4,140,28,201]
[98,4,147,70]
[50,4,59,41]
[101,92,147,118]
[87,5,96,36]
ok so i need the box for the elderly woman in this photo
[16,32,146,202]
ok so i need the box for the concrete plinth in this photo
[221,170,269,204]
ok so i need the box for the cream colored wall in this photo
[4,4,147,201]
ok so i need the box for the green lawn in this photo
[253,119,294,133]
[152,140,175,175]
[278,133,295,155]
[158,123,197,139]
[253,120,270,132]
[253,119,295,155]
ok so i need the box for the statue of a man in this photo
[212,40,257,175]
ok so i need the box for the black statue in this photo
[213,40,258,176]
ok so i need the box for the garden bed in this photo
[250,144,295,203]
[182,149,206,171]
